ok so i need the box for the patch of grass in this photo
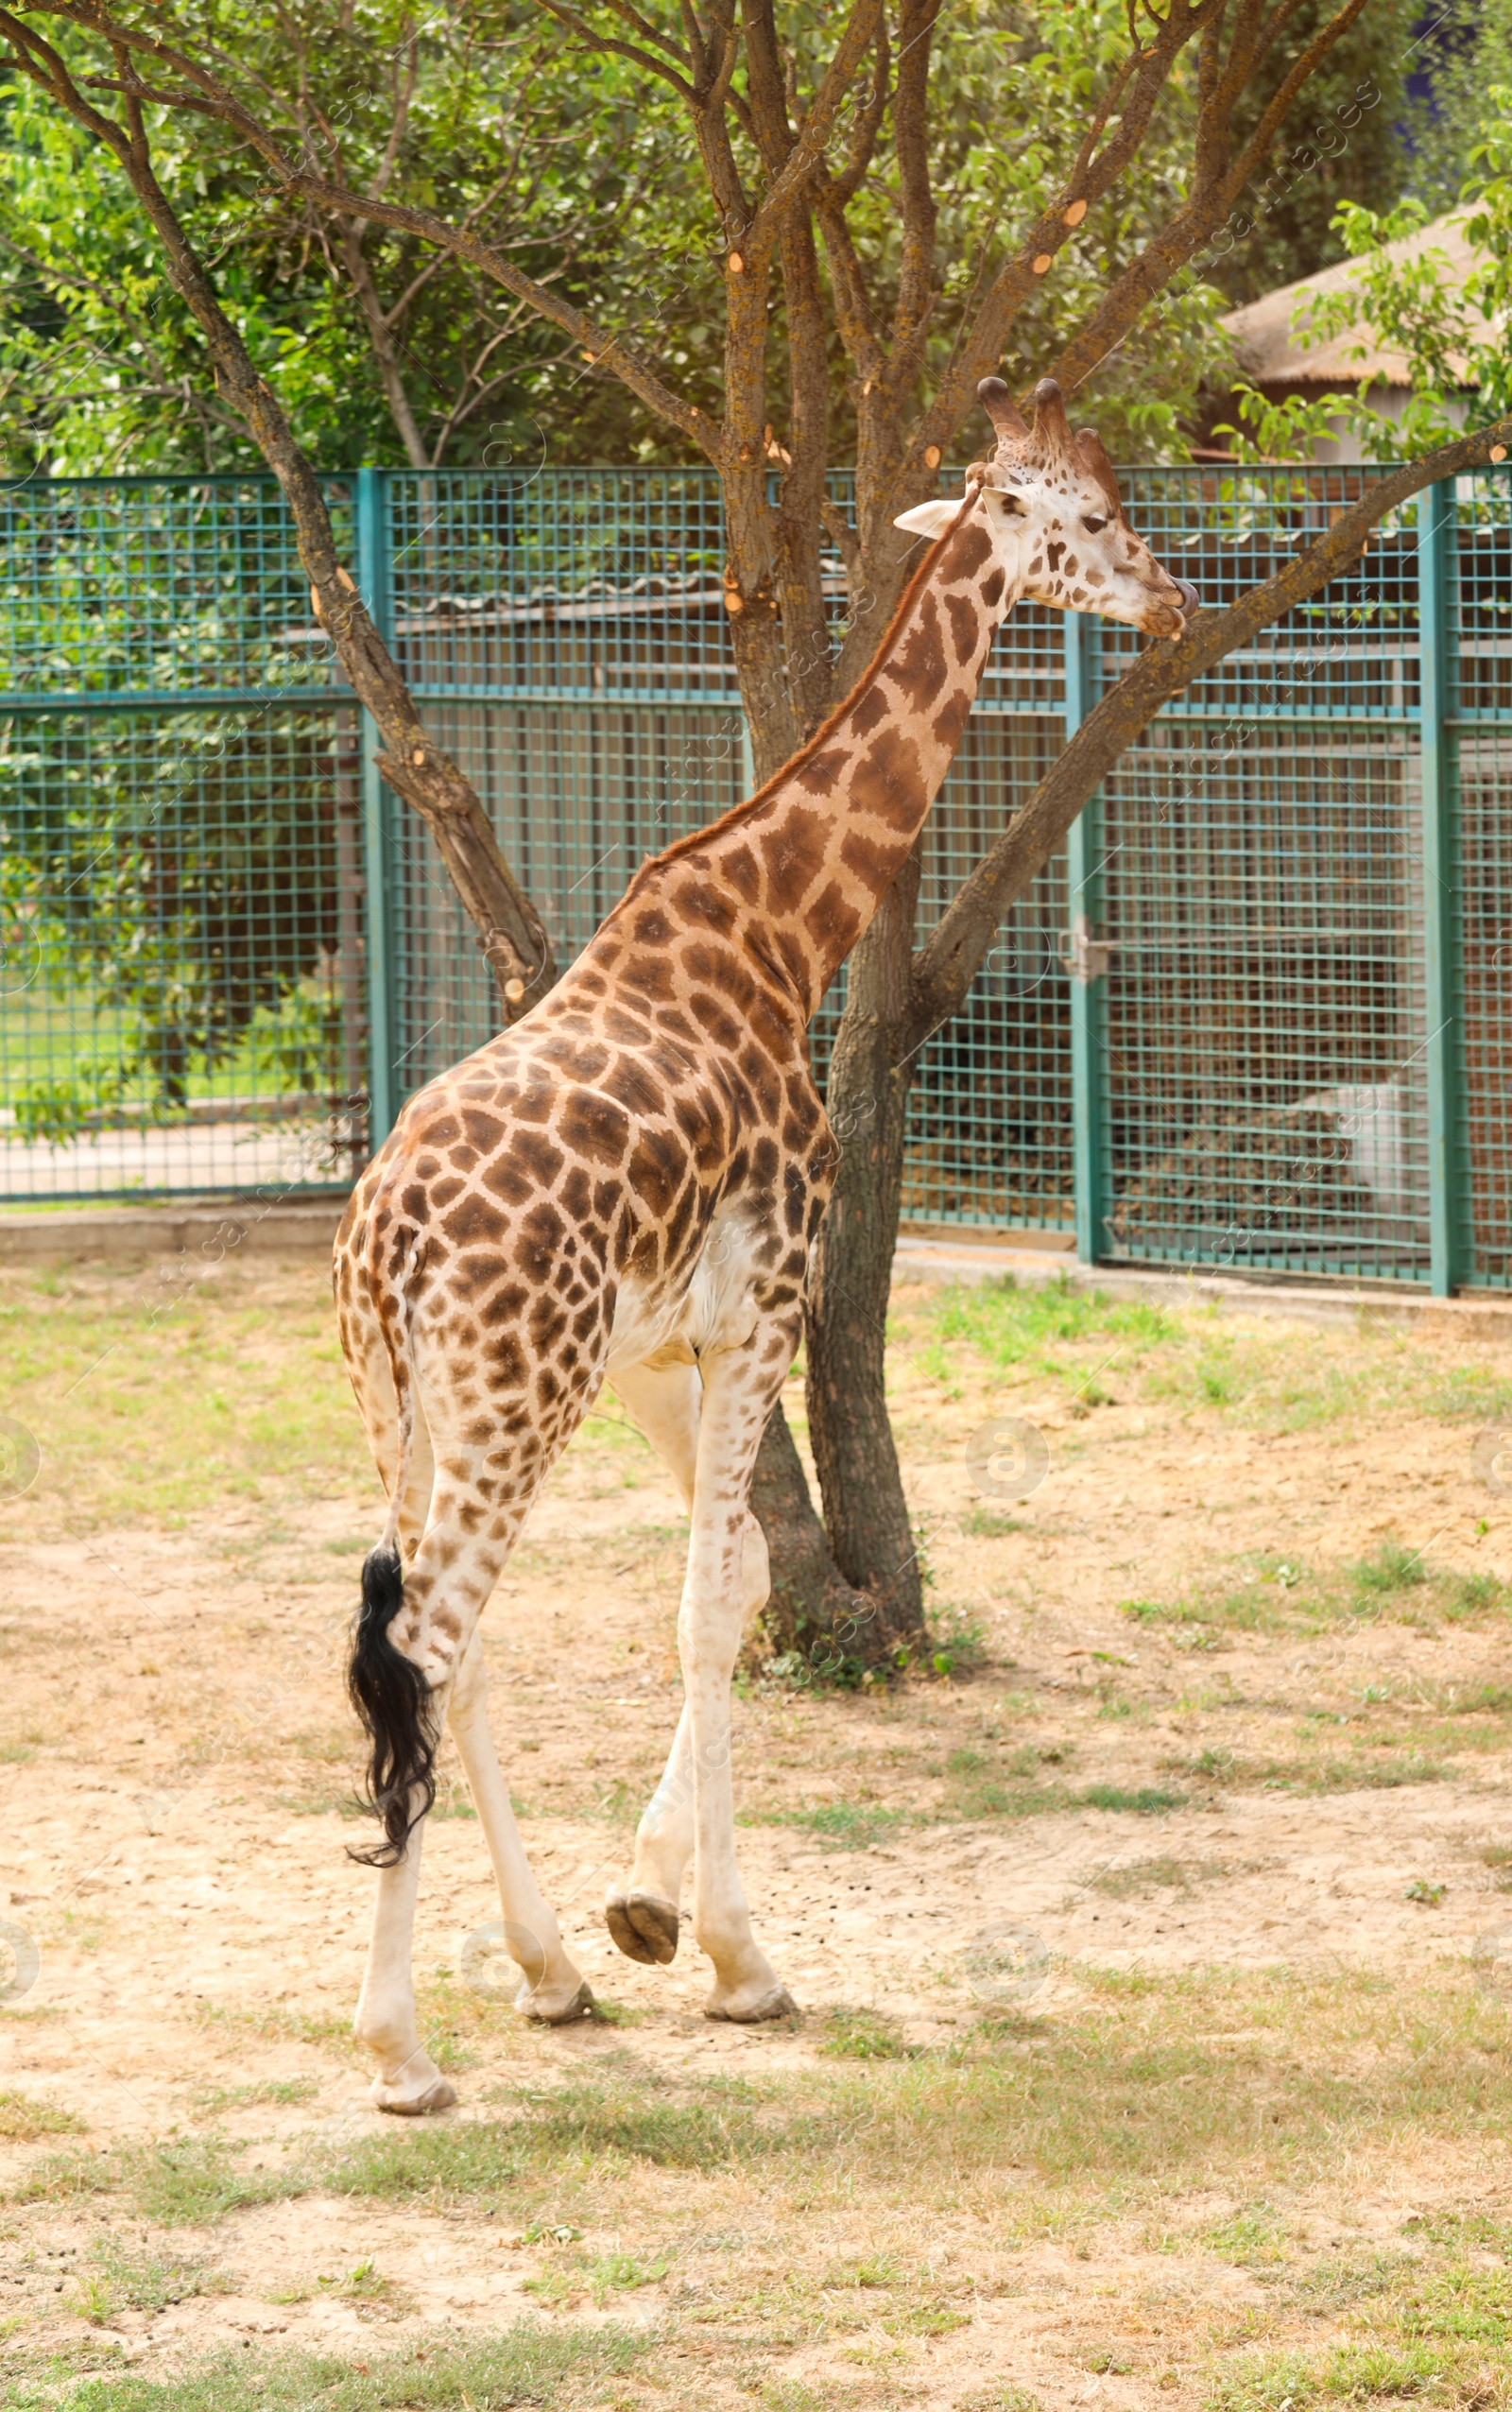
[1426,1368,1512,1421]
[945,1775,1073,1821]
[817,2005,916,2061]
[0,2089,86,2142]
[1350,1540,1429,1594]
[773,1800,915,1850]
[35,1971,1512,2245]
[960,1508,1025,1538]
[44,2320,649,2410]
[12,2133,308,2223]
[1177,1747,1451,1797]
[1076,1783,1184,1815]
[1205,2203,1293,2265]
[1437,1570,1511,1623]
[191,2076,319,2116]
[923,1606,988,1678]
[0,1263,370,1530]
[909,1273,1177,1396]
[68,2241,233,2323]
[1124,1549,1509,1646]
[1210,2269,1512,2412]
[586,2249,668,2304]
[885,2299,970,2336]
[193,2000,364,2061]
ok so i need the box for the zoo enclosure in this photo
[0,464,1506,1294]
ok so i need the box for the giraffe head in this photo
[895,376,1200,640]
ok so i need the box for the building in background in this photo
[1216,211,1481,463]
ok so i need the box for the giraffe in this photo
[332,375,1198,2112]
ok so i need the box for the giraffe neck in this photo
[627,504,1022,1019]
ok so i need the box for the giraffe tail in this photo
[346,1232,437,1869]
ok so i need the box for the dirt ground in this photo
[2,1248,1512,2412]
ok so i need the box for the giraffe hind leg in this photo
[602,1353,775,1982]
[602,1356,700,1966]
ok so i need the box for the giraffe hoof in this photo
[519,1976,595,2025]
[704,1982,799,2025]
[605,1888,679,1967]
[372,2076,457,2116]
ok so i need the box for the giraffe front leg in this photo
[681,1341,795,2024]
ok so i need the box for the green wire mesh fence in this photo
[0,465,1505,1292]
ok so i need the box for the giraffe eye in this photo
[1082,514,1109,534]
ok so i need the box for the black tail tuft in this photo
[346,1544,436,1868]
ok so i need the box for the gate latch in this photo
[1063,914,1115,985]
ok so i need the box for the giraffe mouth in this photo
[1175,578,1201,617]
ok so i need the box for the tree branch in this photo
[12,0,721,457]
[0,4,555,1016]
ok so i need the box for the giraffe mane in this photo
[626,479,983,896]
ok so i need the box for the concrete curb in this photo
[2,1202,1508,1336]
[0,1198,348,1263]
[893,1236,1512,1335]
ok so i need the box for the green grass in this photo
[1076,1783,1185,1815]
[191,2076,319,2116]
[1122,1547,1510,1647]
[17,2134,305,2223]
[1174,1746,1452,1796]
[67,2241,234,2324]
[23,2321,649,2411]
[817,2005,916,2061]
[0,1265,370,1527]
[1210,2265,1512,2411]
[906,1274,1177,1397]
[770,1800,915,1850]
[0,2089,86,2142]
[18,1970,1512,2237]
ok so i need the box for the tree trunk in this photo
[747,1402,871,1670]
[803,840,925,1656]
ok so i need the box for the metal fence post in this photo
[1418,474,1462,1295]
[1064,610,1107,1264]
[355,466,396,1148]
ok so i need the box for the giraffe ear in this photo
[893,500,958,540]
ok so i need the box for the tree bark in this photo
[803,843,923,1651]
[747,1402,871,1668]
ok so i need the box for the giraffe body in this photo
[333,379,1197,2110]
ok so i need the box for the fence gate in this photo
[2,465,1506,1294]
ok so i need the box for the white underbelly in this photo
[604,1217,765,1373]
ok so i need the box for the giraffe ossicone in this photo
[332,376,1197,2112]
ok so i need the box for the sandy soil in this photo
[1,1255,1510,2407]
